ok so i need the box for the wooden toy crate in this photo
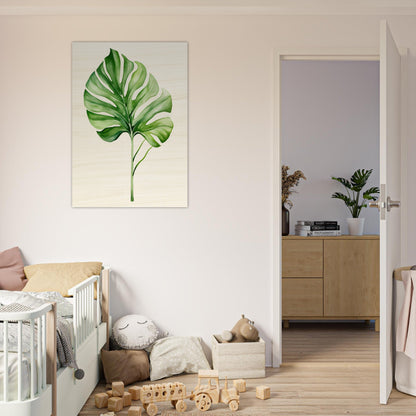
[211,335,265,379]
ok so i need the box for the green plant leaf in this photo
[331,192,354,207]
[362,186,380,200]
[83,48,175,202]
[350,169,372,191]
[84,48,173,146]
[331,177,353,190]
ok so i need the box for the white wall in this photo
[1,14,416,365]
[281,60,380,235]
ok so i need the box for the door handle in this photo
[386,196,400,212]
[369,197,400,212]
[369,200,385,211]
[368,185,399,220]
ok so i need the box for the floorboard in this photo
[79,322,416,415]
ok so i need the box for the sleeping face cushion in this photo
[113,314,160,350]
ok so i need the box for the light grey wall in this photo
[281,60,380,235]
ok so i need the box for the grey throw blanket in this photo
[56,317,77,369]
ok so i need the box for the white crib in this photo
[0,266,110,416]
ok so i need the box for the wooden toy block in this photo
[233,379,246,393]
[112,381,124,397]
[106,390,113,397]
[94,392,109,408]
[256,385,270,400]
[108,396,124,412]
[128,406,142,416]
[128,386,141,400]
[123,391,132,407]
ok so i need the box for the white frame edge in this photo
[272,51,282,367]
[400,48,408,266]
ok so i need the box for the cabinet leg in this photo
[283,320,290,329]
[375,318,380,332]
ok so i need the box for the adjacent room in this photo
[280,59,380,361]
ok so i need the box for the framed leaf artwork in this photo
[72,42,188,207]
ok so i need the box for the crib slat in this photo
[86,286,89,335]
[74,293,78,350]
[85,287,88,339]
[30,319,35,399]
[41,315,46,390]
[3,321,8,402]
[80,289,83,344]
[81,289,84,343]
[37,317,41,394]
[17,321,22,401]
[97,276,101,327]
[88,285,91,333]
[84,287,87,339]
[92,284,95,329]
[82,289,85,343]
[79,290,82,344]
[90,284,93,333]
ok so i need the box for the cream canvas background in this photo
[72,42,188,207]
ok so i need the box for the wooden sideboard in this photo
[282,235,380,330]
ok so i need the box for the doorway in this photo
[279,58,380,364]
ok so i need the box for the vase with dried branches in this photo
[281,165,306,236]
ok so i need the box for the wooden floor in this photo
[80,322,416,415]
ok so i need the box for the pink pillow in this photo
[0,247,27,290]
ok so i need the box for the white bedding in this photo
[0,352,35,401]
[0,291,75,401]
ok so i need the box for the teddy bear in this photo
[221,314,259,343]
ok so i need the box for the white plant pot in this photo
[347,218,365,236]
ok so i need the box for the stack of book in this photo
[295,221,341,237]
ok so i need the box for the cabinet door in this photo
[282,240,323,277]
[324,239,379,317]
[282,278,323,317]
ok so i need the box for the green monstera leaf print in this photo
[84,48,174,202]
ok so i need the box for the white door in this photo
[378,20,402,405]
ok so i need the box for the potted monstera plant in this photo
[331,169,379,235]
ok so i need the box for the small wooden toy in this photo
[112,381,124,397]
[256,385,270,400]
[123,391,132,407]
[128,386,141,400]
[100,412,115,416]
[108,396,124,412]
[106,390,113,397]
[94,392,109,408]
[136,371,240,414]
[128,406,142,416]
[233,379,246,393]
[140,381,188,415]
[191,370,239,411]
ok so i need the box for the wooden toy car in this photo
[140,382,188,416]
[191,370,240,411]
